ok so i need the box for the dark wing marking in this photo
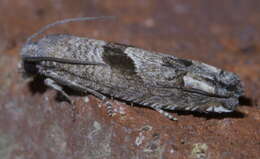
[162,56,193,68]
[102,42,137,77]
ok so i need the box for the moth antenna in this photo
[22,56,108,66]
[25,16,115,44]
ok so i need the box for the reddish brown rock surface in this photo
[0,1,259,159]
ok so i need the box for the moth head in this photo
[20,42,41,77]
[20,36,69,77]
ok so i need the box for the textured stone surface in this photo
[0,0,259,159]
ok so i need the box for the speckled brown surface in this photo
[0,1,259,159]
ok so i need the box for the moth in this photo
[21,17,244,120]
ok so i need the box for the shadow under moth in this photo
[20,17,244,120]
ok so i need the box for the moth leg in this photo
[84,88,106,101]
[78,88,114,116]
[82,90,115,116]
[103,100,115,116]
[94,94,114,116]
[153,107,178,121]
[42,72,115,116]
[44,78,72,104]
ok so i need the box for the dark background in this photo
[0,0,259,159]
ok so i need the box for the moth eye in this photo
[183,75,215,94]
[23,61,38,76]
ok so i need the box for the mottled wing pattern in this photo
[99,42,242,113]
[26,35,243,115]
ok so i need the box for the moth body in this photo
[21,34,244,117]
